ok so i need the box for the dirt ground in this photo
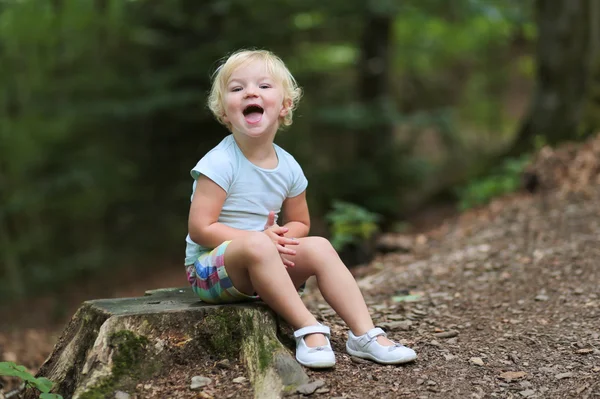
[1,137,600,398]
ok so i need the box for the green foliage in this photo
[326,201,380,251]
[456,154,530,210]
[0,0,536,303]
[0,362,63,399]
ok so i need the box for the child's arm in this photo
[189,176,299,252]
[188,175,251,248]
[281,191,311,238]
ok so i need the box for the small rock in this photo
[519,389,536,397]
[115,391,130,399]
[574,384,590,396]
[539,367,557,374]
[380,320,413,331]
[576,348,593,354]
[470,357,484,366]
[520,381,532,388]
[315,387,330,394]
[191,376,212,390]
[216,359,231,368]
[427,380,437,386]
[387,314,407,321]
[535,294,549,302]
[444,353,457,361]
[232,376,247,384]
[297,380,325,395]
[555,372,574,380]
[430,340,442,347]
[434,330,459,339]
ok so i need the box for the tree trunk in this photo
[346,8,400,218]
[357,12,393,158]
[509,0,591,156]
[26,288,307,399]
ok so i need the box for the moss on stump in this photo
[27,288,307,399]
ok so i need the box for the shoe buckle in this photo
[366,327,386,341]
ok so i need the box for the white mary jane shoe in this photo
[293,324,336,368]
[346,327,417,365]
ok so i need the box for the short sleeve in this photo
[288,157,308,198]
[190,148,234,193]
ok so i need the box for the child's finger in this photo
[264,211,276,229]
[282,258,295,268]
[270,225,288,235]
[277,244,296,256]
[278,237,299,246]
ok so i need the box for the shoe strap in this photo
[294,324,330,339]
[365,327,387,341]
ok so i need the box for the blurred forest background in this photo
[1,0,598,310]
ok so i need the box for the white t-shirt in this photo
[184,134,308,265]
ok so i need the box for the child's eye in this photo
[259,84,271,89]
[231,87,242,92]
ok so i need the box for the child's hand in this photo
[263,211,298,267]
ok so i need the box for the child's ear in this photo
[280,99,293,117]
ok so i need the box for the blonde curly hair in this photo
[208,49,303,130]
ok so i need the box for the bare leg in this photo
[284,237,394,347]
[223,232,321,334]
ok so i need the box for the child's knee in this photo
[305,236,337,256]
[241,232,277,262]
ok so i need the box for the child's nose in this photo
[244,85,259,97]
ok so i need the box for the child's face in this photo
[223,60,289,139]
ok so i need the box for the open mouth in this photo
[242,104,264,124]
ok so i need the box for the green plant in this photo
[325,201,380,251]
[0,362,63,399]
[456,154,530,210]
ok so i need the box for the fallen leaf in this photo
[499,371,527,382]
[555,372,574,380]
[392,294,422,303]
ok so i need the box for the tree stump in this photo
[27,288,307,399]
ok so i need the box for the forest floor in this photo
[1,136,600,398]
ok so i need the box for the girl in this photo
[185,49,416,368]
